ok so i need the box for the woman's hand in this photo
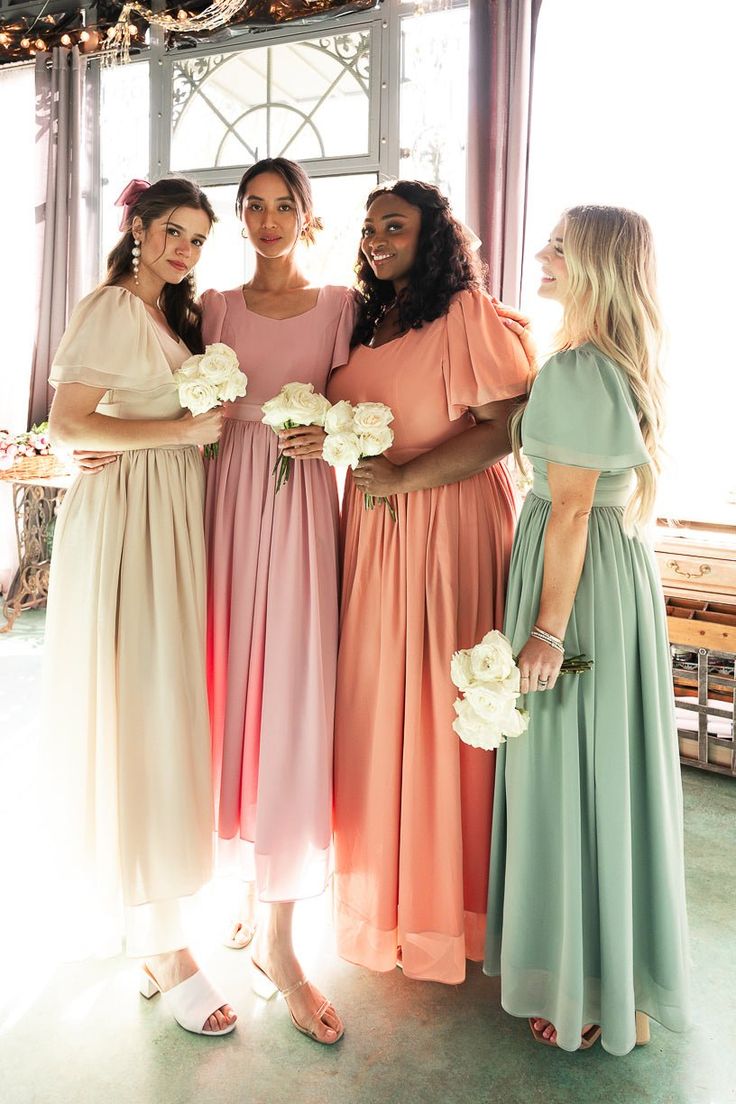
[72,449,121,474]
[180,408,225,447]
[279,426,326,460]
[516,635,564,693]
[492,296,537,371]
[352,455,405,496]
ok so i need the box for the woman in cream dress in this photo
[45,177,235,1037]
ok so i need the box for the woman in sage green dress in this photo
[485,205,690,1055]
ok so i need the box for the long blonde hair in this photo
[512,205,665,531]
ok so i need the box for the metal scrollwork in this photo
[171,30,371,163]
[1,482,68,633]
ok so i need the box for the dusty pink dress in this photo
[202,285,354,902]
[327,289,530,983]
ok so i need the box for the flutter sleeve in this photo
[329,287,358,372]
[49,286,158,392]
[522,345,652,470]
[200,288,227,346]
[442,288,531,420]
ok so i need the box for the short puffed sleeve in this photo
[326,286,358,372]
[522,345,652,470]
[200,288,227,345]
[49,286,169,393]
[442,289,531,420]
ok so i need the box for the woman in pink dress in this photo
[327,180,530,984]
[203,158,352,1043]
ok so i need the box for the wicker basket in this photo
[0,454,71,483]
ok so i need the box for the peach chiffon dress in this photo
[327,289,529,983]
[202,285,354,901]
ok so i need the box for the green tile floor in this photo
[0,611,733,1104]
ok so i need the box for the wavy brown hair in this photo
[106,177,216,353]
[352,180,484,347]
[235,157,323,245]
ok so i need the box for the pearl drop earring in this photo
[131,238,141,284]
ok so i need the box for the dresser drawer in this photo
[655,550,736,597]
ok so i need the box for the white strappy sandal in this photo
[139,964,237,1036]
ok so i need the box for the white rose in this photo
[499,665,521,694]
[177,379,220,417]
[217,369,248,403]
[469,630,516,684]
[358,425,394,458]
[464,684,519,726]
[352,402,394,433]
[322,431,362,469]
[450,649,475,692]
[206,342,239,367]
[280,382,332,426]
[324,400,355,435]
[452,697,504,751]
[501,706,529,740]
[199,344,240,385]
[175,354,204,381]
[261,395,292,429]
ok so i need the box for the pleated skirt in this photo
[485,493,691,1054]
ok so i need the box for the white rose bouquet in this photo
[321,400,397,522]
[450,630,592,751]
[173,342,247,459]
[261,382,332,494]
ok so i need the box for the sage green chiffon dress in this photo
[484,345,690,1056]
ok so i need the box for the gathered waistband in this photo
[531,471,632,508]
[225,403,267,424]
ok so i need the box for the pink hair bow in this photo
[114,178,151,231]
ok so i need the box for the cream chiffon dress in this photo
[44,286,213,959]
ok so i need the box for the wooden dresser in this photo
[655,521,736,777]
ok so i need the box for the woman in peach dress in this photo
[203,159,352,1043]
[327,181,530,984]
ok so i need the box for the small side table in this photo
[1,475,74,633]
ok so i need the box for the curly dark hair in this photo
[352,180,485,347]
[106,177,216,354]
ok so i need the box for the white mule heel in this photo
[139,969,160,1000]
[139,965,236,1037]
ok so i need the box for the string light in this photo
[103,1,248,65]
[0,0,376,64]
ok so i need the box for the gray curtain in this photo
[467,0,544,305]
[29,47,98,428]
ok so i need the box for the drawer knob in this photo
[666,559,712,580]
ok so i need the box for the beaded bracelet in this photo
[530,625,565,654]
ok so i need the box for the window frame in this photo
[148,4,403,188]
